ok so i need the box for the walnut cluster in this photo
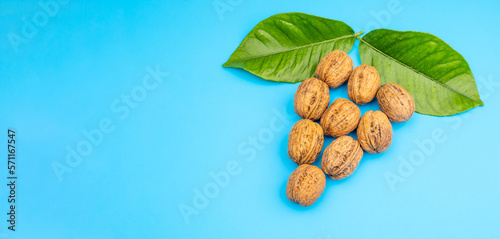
[285,50,415,207]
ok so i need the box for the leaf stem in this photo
[354,31,364,37]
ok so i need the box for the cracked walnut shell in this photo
[320,98,361,138]
[377,83,415,123]
[321,136,363,180]
[286,164,326,207]
[347,64,380,105]
[357,111,392,154]
[315,50,353,88]
[294,78,330,121]
[288,119,324,165]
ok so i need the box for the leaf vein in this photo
[226,34,356,65]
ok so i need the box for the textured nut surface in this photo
[357,111,392,154]
[347,64,380,105]
[294,78,330,121]
[320,98,361,138]
[288,119,324,165]
[377,83,415,123]
[315,50,353,88]
[286,164,326,207]
[321,136,363,180]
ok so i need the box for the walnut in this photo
[347,64,380,105]
[286,164,326,207]
[294,78,330,121]
[321,136,363,180]
[320,98,361,138]
[288,119,324,165]
[377,83,415,123]
[315,50,353,88]
[357,111,392,154]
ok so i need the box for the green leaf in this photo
[359,29,483,116]
[223,12,358,83]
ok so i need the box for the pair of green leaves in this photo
[223,12,483,116]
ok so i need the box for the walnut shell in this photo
[294,78,330,121]
[377,83,415,123]
[347,64,380,105]
[320,98,361,138]
[357,111,392,154]
[321,136,363,180]
[286,164,326,207]
[288,119,324,165]
[315,50,353,88]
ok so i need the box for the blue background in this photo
[1,0,500,238]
